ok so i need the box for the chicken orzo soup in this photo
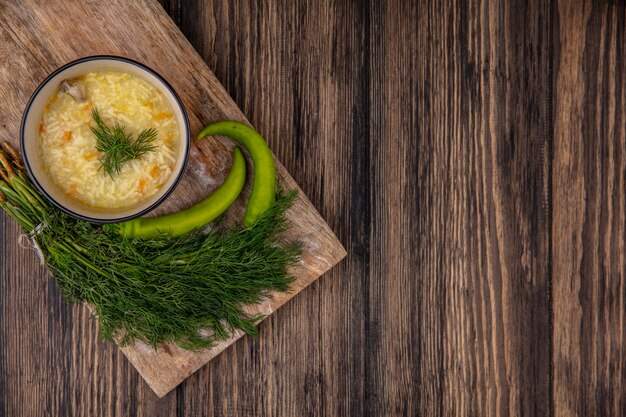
[38,71,179,210]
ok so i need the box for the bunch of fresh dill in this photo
[0,143,300,350]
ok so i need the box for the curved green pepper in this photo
[112,147,246,238]
[197,121,275,227]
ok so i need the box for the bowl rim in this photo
[20,54,191,224]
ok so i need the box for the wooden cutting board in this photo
[0,0,346,397]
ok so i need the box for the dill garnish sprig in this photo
[0,143,300,350]
[90,108,158,178]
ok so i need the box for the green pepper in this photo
[112,147,246,238]
[197,121,276,227]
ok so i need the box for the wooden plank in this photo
[368,1,421,414]
[0,0,345,400]
[412,0,552,415]
[552,1,626,416]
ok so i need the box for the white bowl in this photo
[20,55,190,223]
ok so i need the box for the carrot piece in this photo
[164,131,176,147]
[138,178,147,193]
[39,123,46,133]
[154,111,173,120]
[62,131,72,142]
[84,152,98,161]
[68,184,78,198]
[150,166,160,179]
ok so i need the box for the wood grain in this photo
[412,1,552,415]
[0,0,345,404]
[552,1,626,416]
[2,0,626,415]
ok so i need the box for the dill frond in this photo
[91,108,158,178]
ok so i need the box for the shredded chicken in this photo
[60,79,86,102]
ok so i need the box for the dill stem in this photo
[1,203,35,230]
[0,182,26,206]
[52,240,113,279]
[12,180,47,218]
[14,175,48,208]
[2,187,41,223]
[66,238,88,254]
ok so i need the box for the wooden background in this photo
[1,0,625,416]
